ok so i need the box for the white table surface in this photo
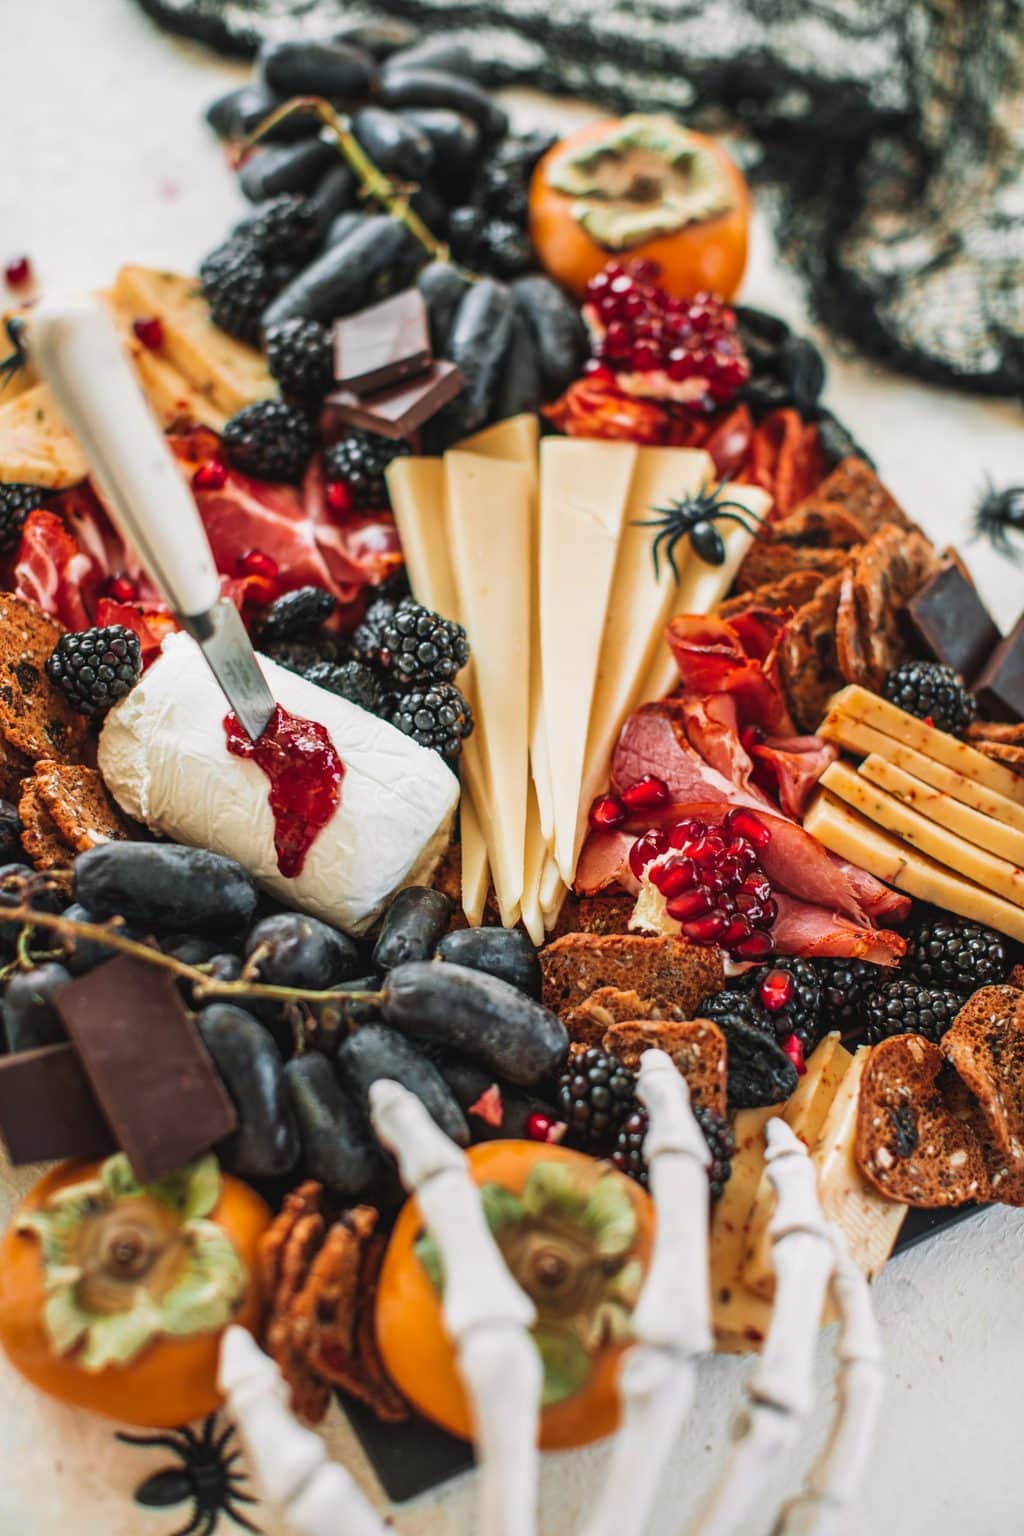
[3,2,1024,1533]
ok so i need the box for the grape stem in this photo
[0,904,384,1009]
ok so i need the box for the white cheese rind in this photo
[98,632,459,935]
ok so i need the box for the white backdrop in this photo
[2,1,1024,1533]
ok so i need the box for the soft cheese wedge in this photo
[818,708,1024,836]
[573,446,713,865]
[0,382,89,487]
[858,754,1024,868]
[741,1034,853,1299]
[709,1105,777,1352]
[824,684,1024,807]
[636,483,771,707]
[112,266,275,416]
[805,792,1024,941]
[446,451,532,925]
[99,633,459,935]
[821,760,1024,910]
[540,438,638,883]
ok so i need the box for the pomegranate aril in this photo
[106,575,137,603]
[132,316,164,351]
[732,930,774,960]
[781,1034,807,1077]
[721,916,752,947]
[759,968,794,1012]
[681,913,728,944]
[689,833,725,865]
[629,828,668,878]
[724,807,772,847]
[621,774,669,813]
[668,818,706,848]
[525,1111,565,1143]
[4,256,31,287]
[326,480,352,515]
[239,548,279,580]
[739,873,773,903]
[666,887,713,921]
[630,342,661,372]
[739,724,764,753]
[589,793,626,831]
[656,858,698,898]
[193,460,227,491]
[759,898,778,927]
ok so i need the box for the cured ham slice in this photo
[769,894,906,964]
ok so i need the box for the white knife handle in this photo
[25,296,220,619]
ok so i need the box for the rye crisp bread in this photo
[717,569,824,621]
[549,893,633,940]
[967,720,1024,745]
[601,1017,728,1117]
[855,1034,989,1207]
[17,780,74,871]
[0,735,31,801]
[942,1068,1024,1208]
[540,933,723,1021]
[565,987,662,1048]
[33,760,133,852]
[785,457,910,539]
[777,571,848,733]
[941,986,1024,1166]
[973,742,1024,778]
[733,540,851,594]
[0,593,89,763]
[835,525,940,691]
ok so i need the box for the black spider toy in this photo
[117,1414,260,1536]
[636,479,765,577]
[973,480,1024,563]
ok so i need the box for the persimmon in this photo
[529,115,750,300]
[0,1153,270,1427]
[375,1140,654,1450]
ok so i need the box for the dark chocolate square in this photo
[975,611,1024,722]
[0,1043,115,1164]
[55,956,237,1183]
[334,289,432,398]
[906,561,1001,682]
[325,360,465,440]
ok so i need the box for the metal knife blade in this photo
[182,600,276,743]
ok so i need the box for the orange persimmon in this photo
[529,117,750,300]
[376,1140,655,1451]
[0,1156,271,1427]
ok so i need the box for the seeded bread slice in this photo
[941,985,1024,1166]
[0,593,89,764]
[717,569,824,622]
[18,780,74,871]
[33,760,134,852]
[942,1069,1024,1208]
[855,1034,989,1206]
[601,1017,727,1118]
[540,933,724,1022]
[565,987,661,1048]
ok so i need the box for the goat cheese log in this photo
[98,632,459,934]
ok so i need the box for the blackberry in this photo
[324,431,410,512]
[389,683,473,762]
[612,1104,734,1201]
[0,482,48,553]
[256,585,336,645]
[222,400,317,484]
[883,660,977,737]
[478,220,533,278]
[557,1046,636,1146]
[377,598,470,687]
[818,957,886,1035]
[236,194,321,263]
[265,318,333,400]
[742,959,824,1048]
[701,986,773,1037]
[261,640,336,679]
[865,979,963,1045]
[305,660,385,714]
[199,238,282,345]
[907,916,1008,991]
[348,596,397,670]
[46,626,142,716]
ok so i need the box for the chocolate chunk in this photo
[0,1043,115,1164]
[333,289,432,397]
[54,956,237,1182]
[324,359,465,440]
[975,612,1024,722]
[906,561,1001,682]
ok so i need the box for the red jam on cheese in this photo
[224,705,344,878]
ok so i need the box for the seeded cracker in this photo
[0,593,89,763]
[32,760,133,851]
[941,985,1024,1166]
[717,569,824,622]
[18,780,73,871]
[835,526,940,691]
[855,1035,989,1206]
[602,1017,728,1117]
[778,570,848,732]
[540,933,723,1021]
[733,540,851,595]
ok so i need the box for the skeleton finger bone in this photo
[582,1048,711,1536]
[692,1118,838,1536]
[369,1078,542,1536]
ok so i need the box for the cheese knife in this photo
[24,296,276,742]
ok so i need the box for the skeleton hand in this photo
[219,1050,882,1536]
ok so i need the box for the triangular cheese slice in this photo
[540,438,637,882]
[106,297,227,432]
[446,451,532,925]
[0,383,88,488]
[459,785,490,927]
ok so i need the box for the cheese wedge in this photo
[106,297,228,432]
[818,708,1024,836]
[821,760,1024,910]
[573,446,713,865]
[0,382,88,487]
[636,483,770,707]
[112,266,274,417]
[446,451,532,924]
[859,754,1024,868]
[825,684,1024,807]
[459,784,490,927]
[540,852,567,923]
[710,1105,777,1352]
[805,792,1024,942]
[813,1046,906,1280]
[741,1034,853,1299]
[540,439,637,882]
[459,414,539,463]
[520,782,547,946]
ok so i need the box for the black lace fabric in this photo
[133,0,1024,396]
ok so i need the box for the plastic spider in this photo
[636,479,765,577]
[972,478,1024,563]
[0,315,26,394]
[117,1413,260,1536]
